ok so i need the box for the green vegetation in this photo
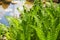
[0,0,60,40]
